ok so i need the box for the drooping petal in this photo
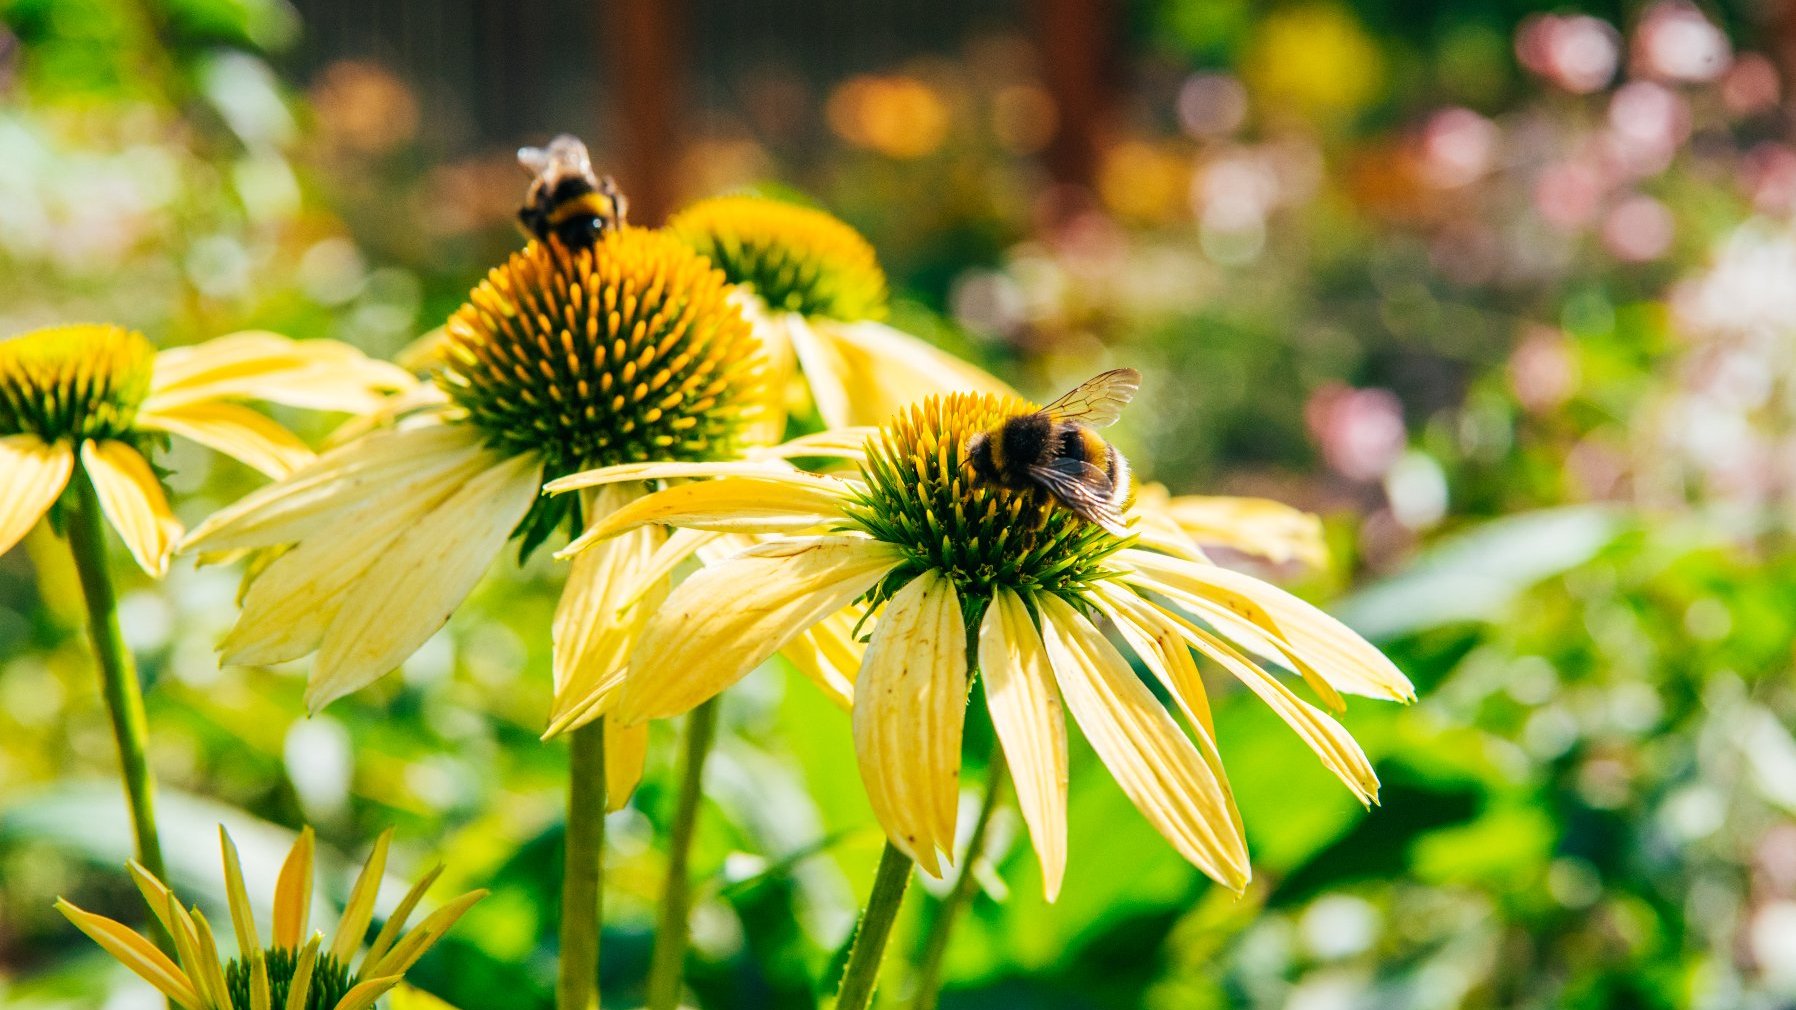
[309,452,542,712]
[978,589,1068,899]
[807,318,1016,427]
[852,570,966,877]
[1122,549,1414,703]
[55,899,203,1009]
[544,459,799,496]
[548,486,666,736]
[0,435,72,557]
[1151,602,1382,805]
[80,440,180,577]
[607,721,649,811]
[272,827,315,948]
[748,426,877,463]
[1162,494,1329,568]
[617,535,903,723]
[779,603,867,709]
[219,446,491,668]
[182,422,488,554]
[137,401,314,478]
[145,331,414,415]
[1036,593,1251,890]
[558,473,853,556]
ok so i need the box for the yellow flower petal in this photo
[218,827,260,962]
[80,440,179,577]
[219,447,491,668]
[1123,549,1414,703]
[748,426,877,462]
[549,487,666,736]
[362,864,444,971]
[387,984,461,1010]
[1163,494,1329,568]
[779,604,867,709]
[331,828,392,964]
[559,472,853,557]
[308,452,542,712]
[183,422,487,554]
[250,950,272,1010]
[272,827,316,949]
[853,570,966,878]
[285,937,323,1010]
[978,589,1068,900]
[126,861,178,938]
[365,889,486,978]
[617,535,902,723]
[809,318,1016,427]
[1036,594,1251,890]
[1152,602,1381,804]
[146,331,413,415]
[332,975,405,1010]
[0,435,72,557]
[137,402,314,478]
[544,459,798,496]
[607,721,649,811]
[55,899,203,1009]
[188,908,234,1009]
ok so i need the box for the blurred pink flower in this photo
[1419,107,1499,189]
[1723,53,1781,117]
[1741,143,1796,212]
[1534,160,1608,231]
[1510,326,1580,413]
[1602,195,1675,261]
[1606,81,1690,177]
[1305,383,1407,481]
[1633,1,1731,83]
[1178,73,1249,139]
[1517,14,1621,94]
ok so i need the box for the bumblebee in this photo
[516,134,627,249]
[968,368,1141,536]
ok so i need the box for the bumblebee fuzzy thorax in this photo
[438,228,767,482]
[0,324,154,443]
[845,392,1126,607]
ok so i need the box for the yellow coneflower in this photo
[56,825,483,1010]
[0,324,411,575]
[669,195,1012,428]
[562,390,1413,894]
[1132,481,1331,570]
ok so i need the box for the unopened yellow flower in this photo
[182,228,775,800]
[669,195,1012,428]
[560,391,1412,895]
[0,325,411,576]
[56,825,483,1010]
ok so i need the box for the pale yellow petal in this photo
[80,440,179,577]
[617,535,902,723]
[1150,600,1381,804]
[182,422,486,554]
[782,312,854,428]
[285,937,322,1010]
[1122,549,1414,703]
[146,331,414,415]
[126,861,178,939]
[331,829,392,964]
[812,319,1016,425]
[331,975,404,1010]
[852,571,966,878]
[1163,494,1329,568]
[779,604,866,709]
[308,453,542,712]
[559,472,852,556]
[361,864,443,971]
[272,827,316,948]
[219,448,489,667]
[749,426,877,462]
[978,589,1068,899]
[55,899,202,1009]
[137,402,314,478]
[544,459,798,495]
[0,435,72,557]
[549,488,665,735]
[1036,594,1251,890]
[607,722,648,810]
[219,827,260,959]
[365,890,485,977]
[188,908,233,1009]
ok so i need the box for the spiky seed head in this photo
[224,946,354,1010]
[668,196,889,322]
[0,324,155,442]
[438,227,768,481]
[845,392,1127,610]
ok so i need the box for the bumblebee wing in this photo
[518,134,594,182]
[1040,368,1142,428]
[1029,459,1131,536]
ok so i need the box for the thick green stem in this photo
[835,841,915,1010]
[645,697,720,1010]
[66,470,166,884]
[910,762,1008,1010]
[558,719,607,1010]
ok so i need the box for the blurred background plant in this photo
[5,0,1796,1008]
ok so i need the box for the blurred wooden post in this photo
[1032,0,1118,192]
[603,0,683,224]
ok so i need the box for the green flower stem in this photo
[835,841,915,1010]
[910,760,1008,1010]
[66,468,167,884]
[645,696,721,1010]
[558,719,607,1010]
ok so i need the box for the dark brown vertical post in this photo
[603,0,685,225]
[1033,0,1119,192]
